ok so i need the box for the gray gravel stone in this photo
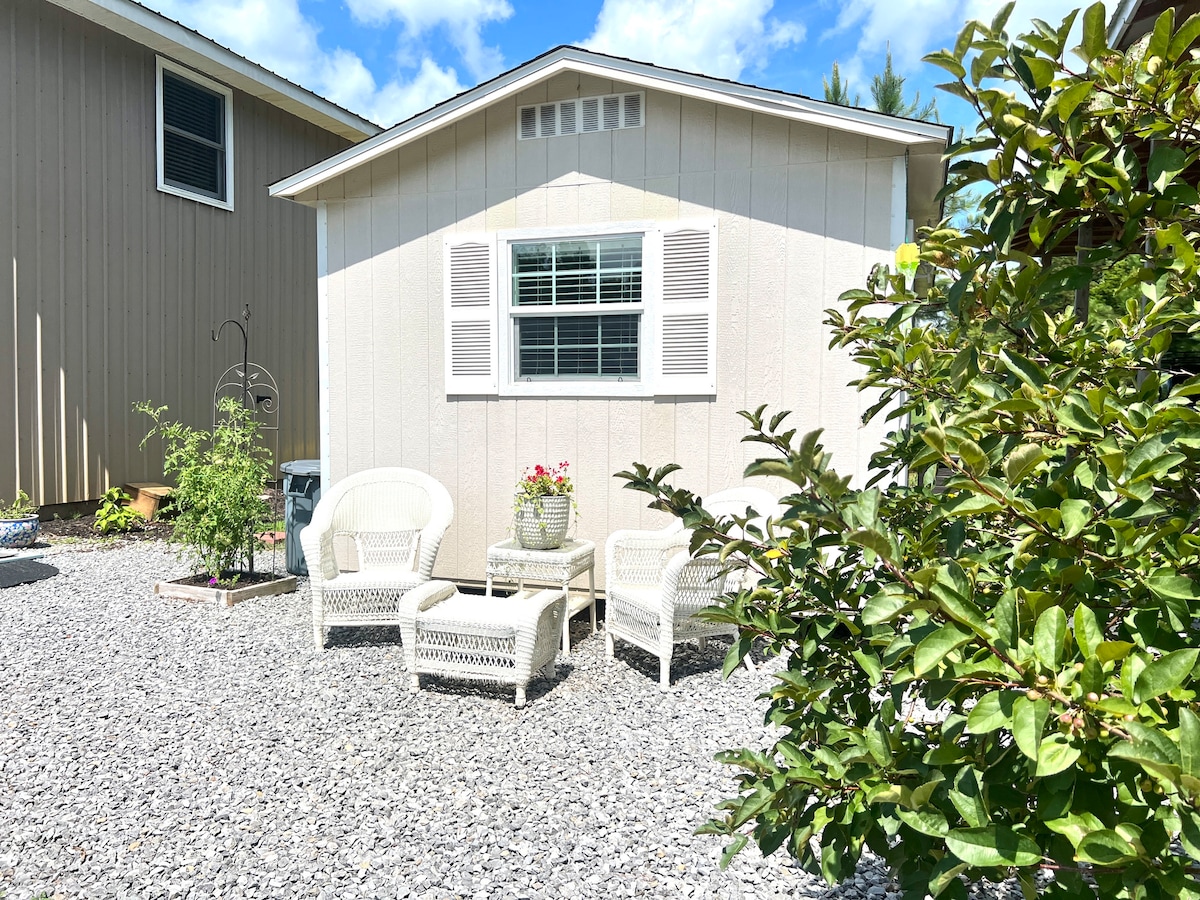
[0,540,988,900]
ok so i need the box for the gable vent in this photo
[622,93,641,128]
[519,106,537,140]
[518,92,645,140]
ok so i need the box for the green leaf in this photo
[1078,2,1107,62]
[1169,13,1200,60]
[1022,55,1055,90]
[719,833,749,869]
[957,439,989,478]
[1134,648,1199,702]
[1056,397,1103,437]
[1148,144,1189,194]
[1004,444,1045,486]
[862,592,909,626]
[1045,811,1106,849]
[1000,349,1047,389]
[1012,695,1050,760]
[914,623,973,676]
[1034,607,1067,670]
[1182,708,1200,778]
[1035,734,1081,776]
[1147,572,1200,601]
[1074,605,1102,657]
[931,562,991,637]
[946,827,1043,867]
[847,528,895,562]
[898,808,949,838]
[1097,641,1134,663]
[967,690,1016,734]
[1054,81,1095,121]
[1059,498,1091,539]
[1076,829,1138,866]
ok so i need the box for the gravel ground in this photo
[0,540,894,900]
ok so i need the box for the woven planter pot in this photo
[513,495,571,550]
[0,516,39,549]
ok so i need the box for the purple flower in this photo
[208,577,218,587]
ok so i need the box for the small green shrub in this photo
[0,490,37,519]
[93,486,144,534]
[137,397,271,582]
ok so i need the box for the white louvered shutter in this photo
[444,235,499,394]
[654,223,717,395]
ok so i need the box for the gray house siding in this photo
[0,0,349,506]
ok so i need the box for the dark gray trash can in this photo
[281,459,321,577]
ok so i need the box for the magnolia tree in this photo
[619,5,1200,898]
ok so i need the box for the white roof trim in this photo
[1108,0,1142,46]
[270,46,951,199]
[44,0,380,141]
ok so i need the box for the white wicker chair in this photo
[301,467,454,650]
[604,486,778,690]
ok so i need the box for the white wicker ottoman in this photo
[398,581,565,708]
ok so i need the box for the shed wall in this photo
[0,0,349,506]
[321,76,903,584]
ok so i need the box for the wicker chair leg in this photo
[408,674,420,693]
[697,637,708,652]
[515,686,527,709]
[605,632,615,659]
[313,623,325,651]
[659,655,671,691]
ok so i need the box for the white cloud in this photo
[583,0,804,81]
[825,0,1083,100]
[342,0,513,82]
[141,0,468,126]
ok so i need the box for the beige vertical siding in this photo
[319,77,905,583]
[0,0,349,507]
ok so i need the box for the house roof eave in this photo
[45,0,381,141]
[270,45,952,199]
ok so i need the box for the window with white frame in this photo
[444,222,718,398]
[156,58,234,209]
[511,236,643,381]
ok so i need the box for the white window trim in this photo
[155,57,235,212]
[498,221,657,398]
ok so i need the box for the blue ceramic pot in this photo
[0,516,39,549]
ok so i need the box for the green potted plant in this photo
[0,490,40,549]
[512,461,574,550]
[137,397,296,605]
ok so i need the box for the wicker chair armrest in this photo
[605,527,690,588]
[398,580,457,623]
[299,522,339,584]
[661,551,729,620]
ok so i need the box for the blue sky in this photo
[141,0,1082,130]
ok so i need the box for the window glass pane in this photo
[516,313,639,379]
[163,132,221,196]
[513,244,552,273]
[511,236,641,309]
[163,73,223,144]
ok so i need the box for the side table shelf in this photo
[484,538,596,656]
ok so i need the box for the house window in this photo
[156,58,234,210]
[443,222,717,398]
[511,237,643,381]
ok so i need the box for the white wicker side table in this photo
[485,538,596,656]
[398,581,565,708]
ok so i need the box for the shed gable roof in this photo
[46,0,380,141]
[269,45,951,200]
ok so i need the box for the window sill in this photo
[500,380,652,399]
[156,182,234,212]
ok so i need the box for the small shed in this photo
[270,46,951,585]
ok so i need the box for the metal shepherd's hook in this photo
[212,305,251,409]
